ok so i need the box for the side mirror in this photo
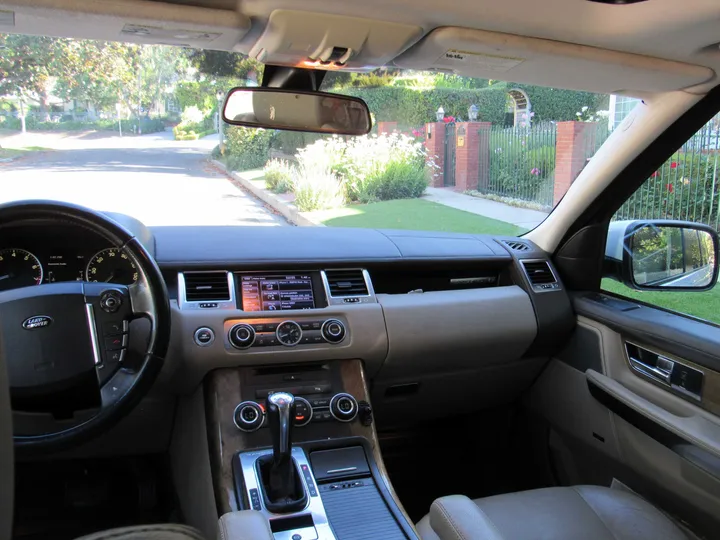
[221,87,371,135]
[605,220,719,291]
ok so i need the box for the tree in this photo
[187,49,263,81]
[53,40,139,114]
[0,33,63,119]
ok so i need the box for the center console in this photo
[204,359,417,540]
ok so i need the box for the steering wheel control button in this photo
[229,323,256,349]
[330,393,358,422]
[276,320,303,347]
[103,320,128,336]
[194,327,215,347]
[99,290,123,313]
[293,397,313,427]
[321,319,346,343]
[233,401,265,432]
[104,335,127,351]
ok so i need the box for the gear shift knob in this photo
[267,392,295,463]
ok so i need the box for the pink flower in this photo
[666,183,674,193]
[530,168,540,176]
[442,116,456,123]
[651,171,659,178]
[670,162,678,169]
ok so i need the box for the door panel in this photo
[528,299,720,537]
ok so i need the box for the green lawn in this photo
[602,278,720,325]
[309,199,528,236]
[0,146,51,160]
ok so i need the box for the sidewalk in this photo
[423,187,549,230]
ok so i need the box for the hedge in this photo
[0,116,166,134]
[337,82,609,127]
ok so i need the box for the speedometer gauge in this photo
[0,249,43,291]
[86,248,138,285]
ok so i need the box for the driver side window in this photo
[602,112,720,324]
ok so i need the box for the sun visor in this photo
[250,10,422,70]
[1,0,249,50]
[394,27,715,94]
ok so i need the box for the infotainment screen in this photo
[240,274,315,311]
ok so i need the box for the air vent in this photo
[324,269,369,297]
[183,271,231,301]
[503,240,530,252]
[520,260,560,291]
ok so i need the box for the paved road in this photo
[0,131,286,227]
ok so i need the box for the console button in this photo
[229,323,255,349]
[293,397,313,427]
[330,393,358,422]
[321,319,346,344]
[233,401,264,432]
[249,488,262,510]
[310,398,329,408]
[193,327,215,347]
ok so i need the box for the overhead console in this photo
[249,10,422,70]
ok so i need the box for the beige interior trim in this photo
[393,27,715,94]
[587,370,720,462]
[1,0,249,49]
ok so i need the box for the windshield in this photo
[1,35,621,235]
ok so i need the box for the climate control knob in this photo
[293,397,313,427]
[329,393,358,422]
[229,323,255,349]
[321,319,346,343]
[233,401,264,432]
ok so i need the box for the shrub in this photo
[181,106,205,125]
[366,160,428,202]
[264,159,295,194]
[293,165,345,212]
[295,134,428,203]
[224,126,275,171]
[337,83,609,126]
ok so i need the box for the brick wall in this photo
[377,121,398,135]
[455,122,491,191]
[424,122,445,188]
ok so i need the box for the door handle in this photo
[628,355,674,384]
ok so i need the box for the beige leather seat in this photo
[417,486,688,540]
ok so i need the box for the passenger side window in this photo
[601,112,720,325]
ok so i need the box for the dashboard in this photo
[0,224,138,292]
[6,215,577,438]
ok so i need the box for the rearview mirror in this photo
[222,87,372,135]
[605,221,719,291]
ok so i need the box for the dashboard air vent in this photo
[520,260,560,291]
[503,240,530,252]
[183,271,231,301]
[324,269,369,297]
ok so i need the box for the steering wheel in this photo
[0,201,171,454]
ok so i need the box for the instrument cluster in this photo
[0,225,138,292]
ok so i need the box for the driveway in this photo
[0,131,287,227]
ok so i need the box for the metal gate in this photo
[444,122,456,187]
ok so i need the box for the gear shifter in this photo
[256,392,308,513]
[268,391,294,465]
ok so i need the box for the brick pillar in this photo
[424,122,445,188]
[554,121,597,205]
[454,122,491,191]
[377,121,398,135]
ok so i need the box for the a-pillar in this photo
[424,122,445,188]
[554,121,597,205]
[377,121,398,135]
[454,122,491,191]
